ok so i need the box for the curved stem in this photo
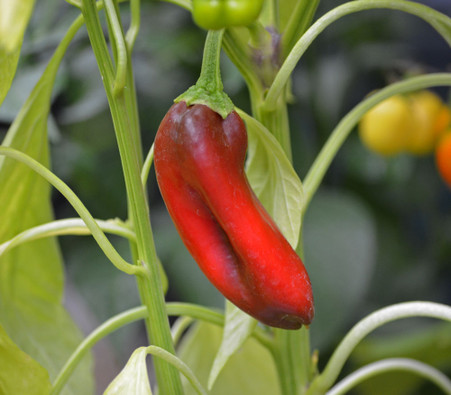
[51,302,273,394]
[327,358,451,395]
[176,30,234,118]
[171,316,194,344]
[281,0,319,58]
[141,142,154,186]
[104,0,128,96]
[302,73,451,215]
[146,346,208,395]
[198,30,225,93]
[0,147,144,276]
[0,218,135,258]
[223,29,263,100]
[306,302,451,395]
[264,0,451,110]
[125,0,140,50]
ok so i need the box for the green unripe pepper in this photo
[192,0,264,30]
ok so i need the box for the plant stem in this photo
[256,94,293,160]
[264,0,451,110]
[281,0,320,58]
[327,358,451,395]
[0,147,142,276]
[50,306,148,395]
[305,302,451,395]
[272,327,312,395]
[176,30,234,118]
[146,346,209,395]
[0,218,135,257]
[80,1,183,393]
[51,302,272,393]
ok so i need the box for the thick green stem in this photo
[257,95,293,161]
[80,1,183,393]
[272,327,312,395]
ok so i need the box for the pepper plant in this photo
[1,0,451,394]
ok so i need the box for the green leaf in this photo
[208,301,257,389]
[240,110,304,248]
[0,15,94,395]
[303,189,377,350]
[104,347,152,395]
[0,323,51,394]
[0,0,36,106]
[178,321,280,395]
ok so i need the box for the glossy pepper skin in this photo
[192,0,264,30]
[154,102,314,329]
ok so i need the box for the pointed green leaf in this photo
[178,322,280,395]
[0,0,36,106]
[0,323,51,394]
[104,347,152,395]
[0,15,94,395]
[240,110,304,248]
[208,301,257,389]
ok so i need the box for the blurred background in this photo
[1,0,450,393]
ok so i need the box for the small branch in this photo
[0,218,135,258]
[141,142,154,186]
[50,306,147,394]
[0,147,144,276]
[125,0,140,50]
[306,302,451,395]
[264,0,451,110]
[51,302,273,393]
[327,358,451,395]
[104,0,128,96]
[146,346,208,395]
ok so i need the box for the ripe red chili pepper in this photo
[154,101,314,329]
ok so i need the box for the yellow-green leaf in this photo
[0,0,35,106]
[0,323,51,394]
[104,347,152,395]
[0,14,94,395]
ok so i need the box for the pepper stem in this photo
[176,30,234,118]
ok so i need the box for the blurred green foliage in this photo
[0,0,450,393]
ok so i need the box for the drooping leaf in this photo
[208,301,257,389]
[104,347,152,395]
[0,0,36,106]
[178,321,280,395]
[303,189,377,350]
[0,15,94,395]
[240,110,304,249]
[0,323,51,395]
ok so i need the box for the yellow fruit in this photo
[359,95,413,156]
[406,91,447,155]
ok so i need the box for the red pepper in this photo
[154,102,314,329]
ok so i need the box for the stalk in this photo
[80,0,183,393]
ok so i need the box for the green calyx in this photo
[175,29,234,119]
[175,85,234,119]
